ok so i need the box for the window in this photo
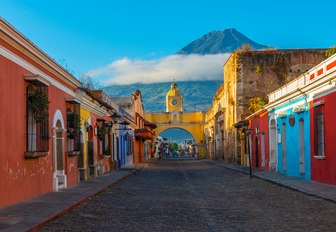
[314,104,325,157]
[66,103,81,154]
[26,81,49,156]
[261,133,265,167]
[96,120,109,156]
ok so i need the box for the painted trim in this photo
[312,86,336,99]
[53,110,65,129]
[0,45,75,96]
[292,105,305,113]
[312,101,324,107]
[277,111,287,118]
[313,155,325,160]
[0,18,81,87]
[24,74,50,86]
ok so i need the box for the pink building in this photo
[0,18,82,206]
[246,110,269,171]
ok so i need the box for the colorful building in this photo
[223,49,328,164]
[0,18,159,207]
[0,18,83,206]
[145,82,206,158]
[245,110,269,171]
[243,53,336,184]
[204,84,224,160]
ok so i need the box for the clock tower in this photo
[166,81,183,112]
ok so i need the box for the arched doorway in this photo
[158,128,196,159]
[52,110,67,191]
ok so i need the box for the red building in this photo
[246,110,269,171]
[310,91,336,185]
[0,18,82,206]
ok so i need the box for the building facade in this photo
[205,84,224,160]
[0,18,83,206]
[223,49,328,164]
[0,18,157,207]
[244,53,336,184]
[145,82,206,157]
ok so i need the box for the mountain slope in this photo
[177,28,267,54]
[102,80,223,112]
[103,28,267,112]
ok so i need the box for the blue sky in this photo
[1,0,336,84]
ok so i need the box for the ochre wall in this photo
[144,111,205,156]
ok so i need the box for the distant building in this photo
[222,49,328,164]
[205,84,224,160]
[241,52,336,185]
[145,82,206,157]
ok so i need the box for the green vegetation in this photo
[170,143,179,152]
[249,97,267,113]
[326,46,336,58]
[28,87,49,122]
[103,80,223,112]
[255,65,263,74]
[66,109,81,139]
[97,126,107,141]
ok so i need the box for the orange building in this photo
[0,18,85,206]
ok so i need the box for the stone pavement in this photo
[210,160,336,203]
[1,159,336,231]
[0,162,148,232]
[40,160,336,231]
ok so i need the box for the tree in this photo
[79,74,102,90]
[58,59,76,76]
[326,46,336,58]
[249,97,267,113]
[170,142,179,152]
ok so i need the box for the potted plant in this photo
[67,109,81,139]
[28,86,49,122]
[97,126,106,141]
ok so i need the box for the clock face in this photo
[171,99,178,106]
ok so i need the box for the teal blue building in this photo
[274,96,311,179]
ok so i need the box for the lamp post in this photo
[109,112,121,169]
[242,126,252,179]
[234,120,253,178]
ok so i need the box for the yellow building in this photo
[204,84,225,160]
[166,81,183,112]
[144,82,206,157]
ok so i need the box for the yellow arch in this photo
[144,111,206,157]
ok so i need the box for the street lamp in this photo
[234,120,252,178]
[110,112,121,124]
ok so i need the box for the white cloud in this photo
[88,54,230,85]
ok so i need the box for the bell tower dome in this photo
[166,81,183,112]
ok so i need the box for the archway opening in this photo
[157,128,196,158]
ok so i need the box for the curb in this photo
[27,172,134,232]
[209,160,336,204]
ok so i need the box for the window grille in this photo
[66,103,81,152]
[26,81,49,152]
[314,104,325,156]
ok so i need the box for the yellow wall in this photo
[80,107,91,178]
[223,52,238,131]
[144,111,205,156]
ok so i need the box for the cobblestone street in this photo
[40,160,336,231]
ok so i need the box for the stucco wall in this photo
[275,97,311,179]
[223,49,327,164]
[310,91,336,184]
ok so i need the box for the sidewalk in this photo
[210,160,336,203]
[0,166,143,232]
